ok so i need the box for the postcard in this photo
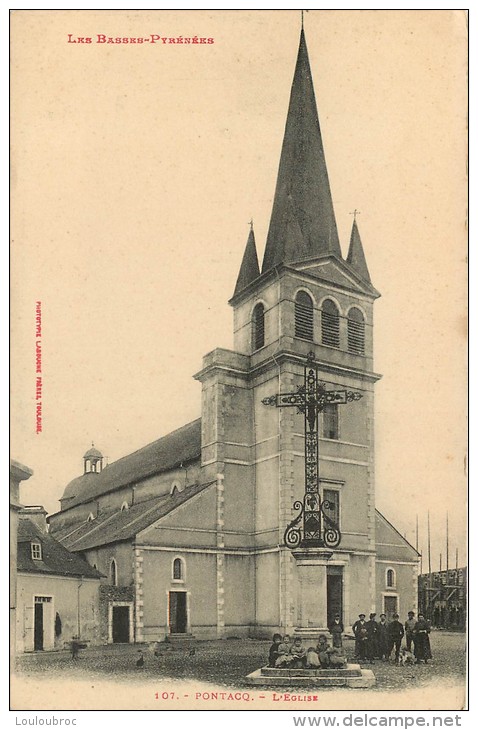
[10,9,468,714]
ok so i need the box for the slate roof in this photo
[262,29,342,273]
[233,227,261,297]
[59,418,202,511]
[375,510,420,562]
[83,445,103,459]
[52,480,214,552]
[346,219,372,285]
[17,518,103,579]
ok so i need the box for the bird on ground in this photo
[188,647,196,657]
[136,650,144,668]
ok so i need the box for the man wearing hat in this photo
[352,613,368,660]
[328,613,344,648]
[388,613,405,664]
[404,611,417,652]
[365,612,378,662]
[377,613,390,660]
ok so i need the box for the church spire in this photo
[233,224,261,296]
[261,28,342,274]
[346,218,371,284]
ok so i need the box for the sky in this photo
[10,9,468,573]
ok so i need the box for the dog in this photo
[398,648,415,666]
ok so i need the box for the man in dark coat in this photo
[352,613,368,660]
[388,613,405,664]
[376,613,389,660]
[365,613,378,662]
[328,614,344,648]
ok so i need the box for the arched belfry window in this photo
[173,557,184,581]
[347,307,365,355]
[295,291,314,341]
[321,299,340,348]
[252,303,265,351]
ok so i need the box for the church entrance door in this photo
[383,595,398,621]
[169,591,187,633]
[112,605,130,643]
[326,571,343,626]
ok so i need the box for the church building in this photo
[48,27,419,644]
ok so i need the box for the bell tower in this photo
[197,23,382,635]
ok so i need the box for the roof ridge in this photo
[106,417,201,467]
[375,508,420,556]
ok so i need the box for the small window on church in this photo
[173,557,184,581]
[110,558,118,587]
[121,501,129,511]
[252,303,265,351]
[295,291,314,341]
[347,307,365,355]
[87,512,95,522]
[31,542,42,561]
[322,489,340,527]
[386,568,396,588]
[321,404,339,440]
[321,299,340,348]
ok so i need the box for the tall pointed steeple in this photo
[233,225,261,296]
[262,28,342,273]
[346,218,371,284]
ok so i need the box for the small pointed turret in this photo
[346,218,371,284]
[262,29,342,273]
[233,226,261,297]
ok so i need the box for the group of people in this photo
[268,632,347,670]
[352,611,432,664]
[267,610,433,670]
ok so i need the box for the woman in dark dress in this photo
[413,613,432,663]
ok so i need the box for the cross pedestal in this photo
[293,548,333,639]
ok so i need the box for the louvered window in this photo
[295,291,314,341]
[322,404,339,440]
[347,307,365,355]
[252,303,265,351]
[321,300,340,347]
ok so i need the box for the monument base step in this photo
[293,628,331,640]
[246,664,376,689]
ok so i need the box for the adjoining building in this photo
[16,506,103,652]
[10,460,33,661]
[48,26,419,643]
[418,568,467,631]
[16,507,102,652]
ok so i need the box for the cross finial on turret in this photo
[350,209,361,222]
[248,218,254,231]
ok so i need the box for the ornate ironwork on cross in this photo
[262,351,363,550]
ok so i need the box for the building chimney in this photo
[18,505,48,533]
